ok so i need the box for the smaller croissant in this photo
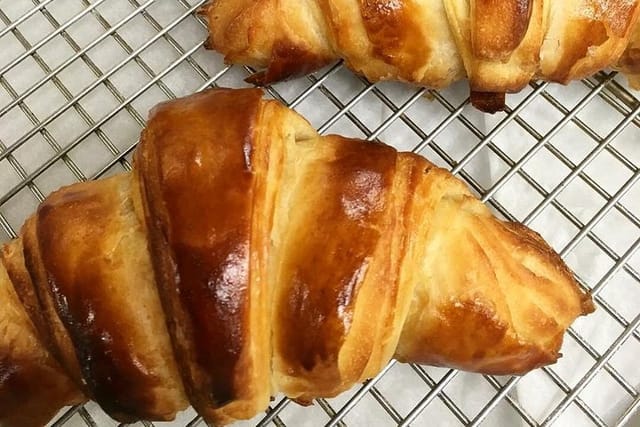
[0,88,593,426]
[201,0,640,111]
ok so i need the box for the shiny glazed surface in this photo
[35,178,176,421]
[136,89,263,411]
[275,139,397,377]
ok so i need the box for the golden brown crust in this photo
[358,0,431,80]
[394,166,592,375]
[0,88,594,425]
[202,0,640,108]
[620,29,640,66]
[245,40,334,85]
[616,13,640,86]
[540,1,640,82]
[0,239,49,347]
[33,175,187,422]
[21,215,87,392]
[0,252,85,427]
[471,0,534,61]
[359,151,427,380]
[135,88,271,425]
[203,0,336,72]
[544,17,611,82]
[445,0,547,93]
[272,137,400,398]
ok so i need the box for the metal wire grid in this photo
[0,0,639,426]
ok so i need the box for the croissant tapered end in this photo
[394,172,594,375]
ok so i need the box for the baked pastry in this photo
[200,0,640,112]
[0,88,594,426]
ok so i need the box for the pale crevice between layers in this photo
[0,88,594,427]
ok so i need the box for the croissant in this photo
[0,88,594,426]
[200,0,640,112]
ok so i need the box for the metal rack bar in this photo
[543,313,640,426]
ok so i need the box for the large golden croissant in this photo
[0,88,593,426]
[200,0,640,111]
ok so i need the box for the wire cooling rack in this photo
[1,1,640,426]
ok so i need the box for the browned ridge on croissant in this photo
[200,0,640,112]
[0,88,594,426]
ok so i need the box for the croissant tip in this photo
[196,1,212,17]
[581,292,596,315]
[293,397,315,407]
[469,90,506,114]
[245,71,268,86]
[203,36,214,50]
